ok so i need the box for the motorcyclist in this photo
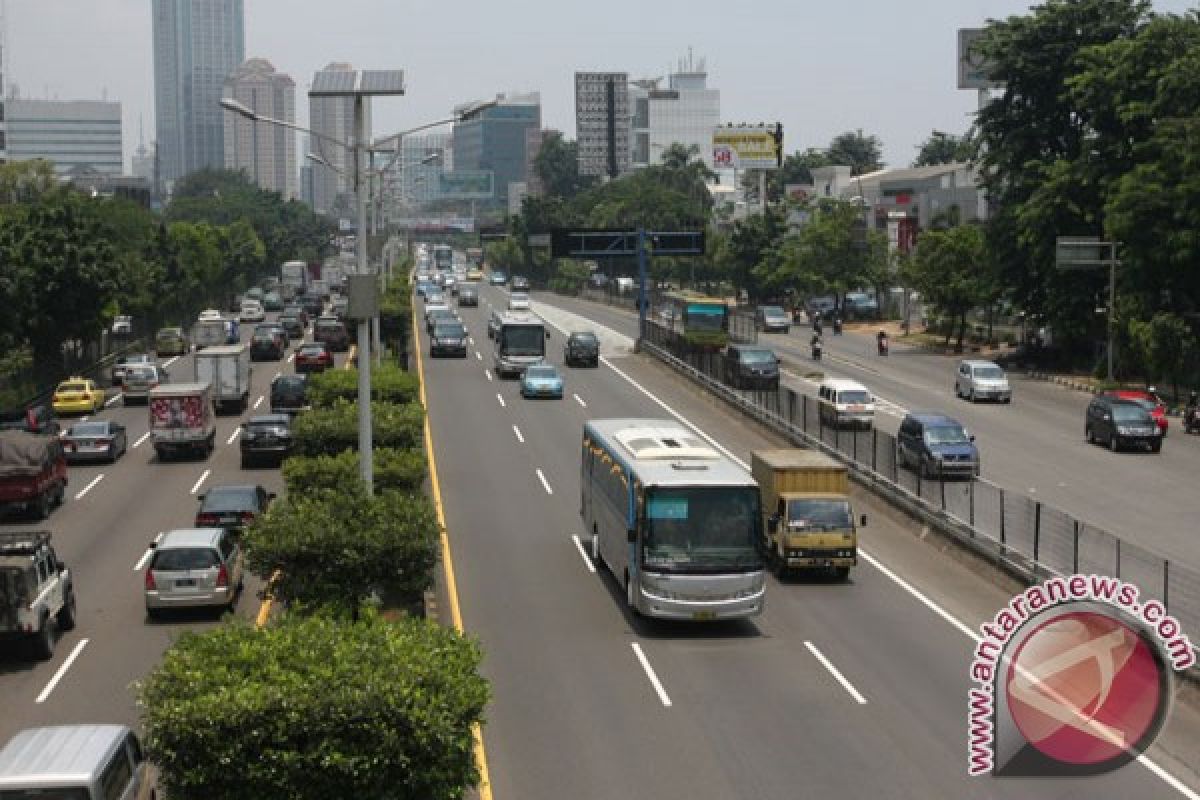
[877,329,889,355]
[832,316,843,335]
[811,332,823,360]
[813,314,823,335]
[1186,390,1200,433]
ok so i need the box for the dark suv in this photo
[897,412,980,479]
[313,316,350,352]
[564,331,600,367]
[269,374,308,414]
[721,344,780,390]
[250,331,284,361]
[1085,396,1162,453]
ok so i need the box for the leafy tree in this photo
[741,148,833,204]
[1128,312,1196,397]
[718,205,787,301]
[912,132,975,167]
[137,611,489,800]
[0,160,57,205]
[533,132,596,199]
[244,488,439,614]
[826,129,884,175]
[904,224,990,351]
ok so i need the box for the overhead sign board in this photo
[958,28,1004,90]
[1055,236,1114,270]
[438,170,494,199]
[712,126,781,170]
[550,228,705,259]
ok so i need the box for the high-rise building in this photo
[452,92,540,204]
[0,3,7,165]
[308,62,367,216]
[392,131,451,210]
[152,0,245,192]
[630,54,720,170]
[575,72,631,178]
[223,58,296,199]
[6,98,123,176]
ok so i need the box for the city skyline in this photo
[6,0,1197,176]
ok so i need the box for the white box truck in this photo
[194,344,252,414]
[192,318,228,350]
[149,382,216,460]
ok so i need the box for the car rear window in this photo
[435,323,466,337]
[152,547,219,571]
[70,422,109,436]
[300,345,325,356]
[201,487,259,512]
[58,383,87,392]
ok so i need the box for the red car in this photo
[295,343,333,373]
[1103,390,1168,435]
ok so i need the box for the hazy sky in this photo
[7,0,1198,172]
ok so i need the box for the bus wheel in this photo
[624,571,639,615]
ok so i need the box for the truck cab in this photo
[0,531,75,659]
[752,449,863,580]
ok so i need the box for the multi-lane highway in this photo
[0,314,338,745]
[420,281,1200,799]
[530,293,1200,571]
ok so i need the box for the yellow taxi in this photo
[52,377,106,415]
[466,267,484,282]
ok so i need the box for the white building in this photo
[630,55,720,170]
[5,98,123,176]
[223,58,297,199]
[309,62,368,216]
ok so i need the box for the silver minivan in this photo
[955,359,1012,403]
[144,527,243,618]
[0,724,155,799]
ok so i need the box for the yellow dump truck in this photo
[751,449,864,580]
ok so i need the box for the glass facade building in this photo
[153,0,245,191]
[452,94,540,204]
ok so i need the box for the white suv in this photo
[955,359,1012,403]
[0,532,75,659]
[239,300,265,323]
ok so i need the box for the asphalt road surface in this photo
[0,309,344,746]
[420,282,1200,800]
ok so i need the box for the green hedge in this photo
[291,400,424,457]
[306,365,421,408]
[283,447,426,494]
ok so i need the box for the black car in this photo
[426,308,458,334]
[564,331,600,367]
[195,484,275,530]
[270,374,308,414]
[255,322,290,348]
[457,285,479,307]
[511,275,530,291]
[239,414,293,467]
[722,344,780,390]
[249,331,284,361]
[1085,396,1163,453]
[278,313,305,340]
[430,321,469,358]
[282,304,309,328]
[300,294,324,318]
[313,316,350,352]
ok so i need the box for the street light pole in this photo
[353,94,374,488]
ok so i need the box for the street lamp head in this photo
[219,97,257,120]
[306,151,339,173]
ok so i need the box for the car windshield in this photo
[300,346,325,356]
[1112,404,1152,422]
[126,366,156,380]
[973,366,1005,380]
[571,333,598,345]
[201,487,259,512]
[253,333,277,343]
[152,546,219,571]
[925,425,970,445]
[435,323,466,337]
[526,366,557,380]
[247,420,288,433]
[761,306,785,317]
[838,390,872,404]
[642,487,761,573]
[274,377,305,392]
[316,320,341,331]
[69,422,109,436]
[739,349,776,364]
[1124,398,1157,412]
[785,499,854,531]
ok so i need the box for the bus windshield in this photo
[642,486,760,573]
[500,325,545,358]
[684,304,726,332]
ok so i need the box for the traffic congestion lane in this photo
[459,282,1200,798]
[526,291,1200,570]
[0,312,316,744]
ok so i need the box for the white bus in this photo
[581,418,766,620]
[493,312,548,378]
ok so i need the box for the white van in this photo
[0,724,155,799]
[817,378,875,430]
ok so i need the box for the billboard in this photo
[438,170,494,199]
[958,28,1004,90]
[712,126,781,170]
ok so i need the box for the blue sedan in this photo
[520,364,564,399]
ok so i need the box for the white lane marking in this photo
[496,393,506,408]
[226,427,241,445]
[132,431,150,449]
[805,641,868,705]
[536,468,553,495]
[513,425,525,443]
[80,416,89,423]
[163,355,181,368]
[134,532,165,571]
[104,394,120,408]
[189,469,211,495]
[287,353,295,363]
[475,351,482,361]
[485,369,493,382]
[856,551,986,642]
[253,395,264,410]
[469,337,475,345]
[630,643,672,707]
[273,371,282,379]
[74,474,104,500]
[36,639,89,704]
[571,534,596,573]
[573,393,587,408]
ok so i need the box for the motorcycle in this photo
[811,338,823,361]
[832,318,843,335]
[877,335,889,357]
[1186,405,1200,434]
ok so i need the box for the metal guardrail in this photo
[638,321,1200,669]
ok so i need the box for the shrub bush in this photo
[291,400,424,457]
[307,365,420,408]
[283,447,426,494]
